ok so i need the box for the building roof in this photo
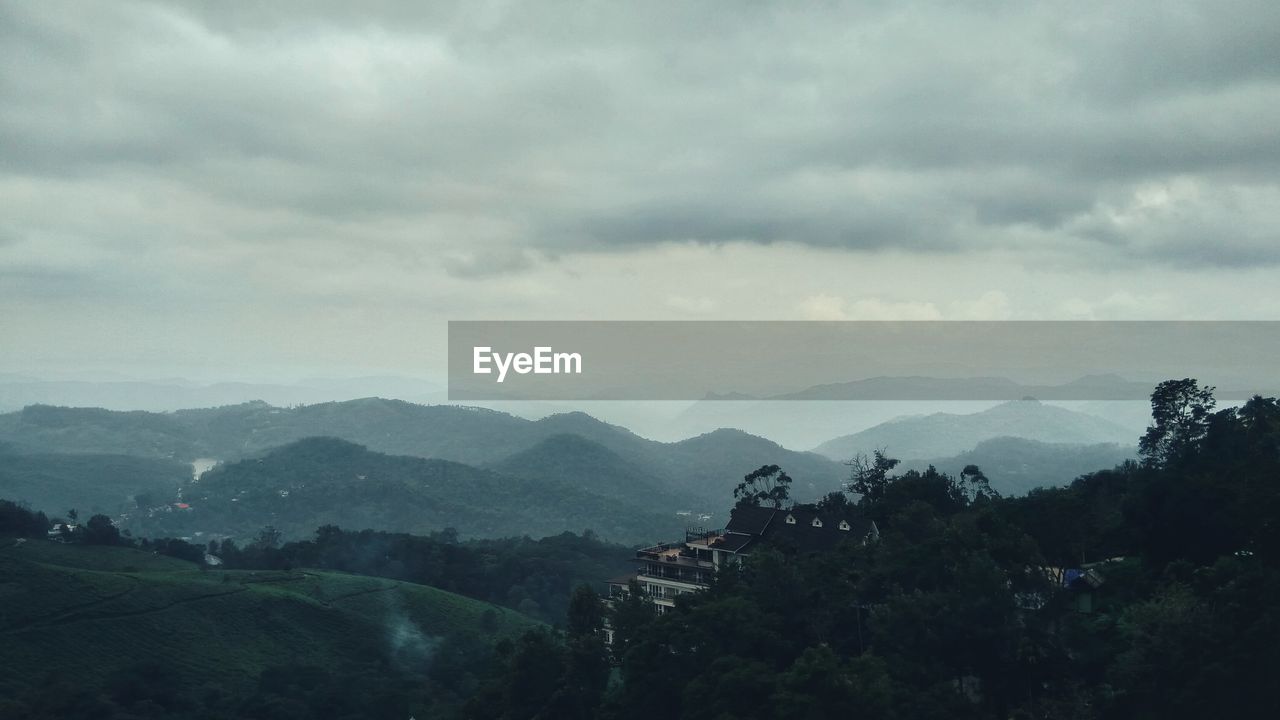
[722,504,876,555]
[724,505,777,535]
[709,533,755,553]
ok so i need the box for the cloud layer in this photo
[2,1,1278,377]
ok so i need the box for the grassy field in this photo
[0,539,537,693]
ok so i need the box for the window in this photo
[785,514,796,524]
[838,520,851,531]
[811,518,823,527]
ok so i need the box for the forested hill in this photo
[125,437,685,544]
[466,383,1280,720]
[0,448,190,517]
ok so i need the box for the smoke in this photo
[383,598,442,671]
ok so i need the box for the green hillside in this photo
[487,433,692,511]
[0,449,190,517]
[0,539,536,714]
[124,436,682,543]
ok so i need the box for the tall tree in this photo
[567,584,604,638]
[845,451,900,505]
[734,465,793,509]
[1140,379,1216,467]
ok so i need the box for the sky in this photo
[2,0,1279,383]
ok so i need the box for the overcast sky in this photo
[2,1,1278,382]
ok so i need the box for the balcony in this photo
[636,547,713,569]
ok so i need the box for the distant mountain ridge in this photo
[901,436,1138,496]
[813,398,1134,461]
[0,399,849,507]
[770,374,1160,401]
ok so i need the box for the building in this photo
[607,504,879,617]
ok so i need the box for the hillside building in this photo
[606,504,879,625]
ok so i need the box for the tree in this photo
[845,451,900,505]
[466,629,565,719]
[816,490,853,512]
[1140,379,1216,467]
[960,464,998,503]
[0,499,50,538]
[734,465,793,508]
[567,584,604,638]
[83,514,121,545]
[609,579,655,661]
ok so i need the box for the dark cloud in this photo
[1,0,1278,278]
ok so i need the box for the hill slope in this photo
[658,428,846,505]
[813,398,1134,461]
[486,433,685,508]
[0,540,535,695]
[0,449,190,517]
[125,436,683,543]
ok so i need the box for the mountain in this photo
[0,404,205,458]
[487,433,683,507]
[813,398,1135,461]
[0,400,848,511]
[0,400,577,463]
[657,428,846,506]
[669,398,1002,450]
[0,448,191,517]
[901,436,1138,495]
[125,436,684,543]
[661,376,1163,450]
[0,539,534,711]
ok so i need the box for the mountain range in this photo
[0,395,1151,544]
[812,398,1134,461]
[0,399,849,509]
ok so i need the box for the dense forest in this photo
[3,380,1278,718]
[124,436,684,544]
[214,526,633,626]
[0,501,629,627]
[470,381,1280,719]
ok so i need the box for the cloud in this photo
[2,1,1279,378]
[3,0,1277,274]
